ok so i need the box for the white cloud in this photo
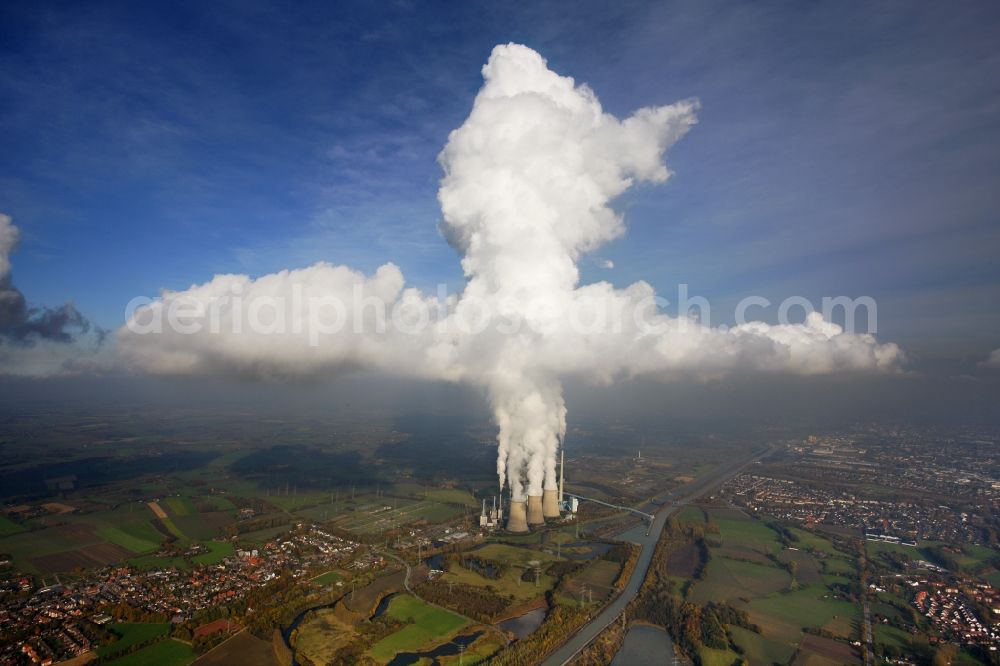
[117,44,904,500]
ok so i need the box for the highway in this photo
[541,446,773,666]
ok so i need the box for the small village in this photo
[0,524,363,666]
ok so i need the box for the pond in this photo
[498,607,546,640]
[386,630,484,666]
[372,592,397,618]
[282,600,341,666]
[611,625,678,666]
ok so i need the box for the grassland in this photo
[728,625,795,664]
[788,527,842,556]
[473,543,561,565]
[688,556,790,604]
[417,488,478,507]
[95,525,159,553]
[97,623,170,658]
[313,570,342,586]
[952,543,998,570]
[450,636,503,665]
[443,555,557,603]
[237,524,291,544]
[331,498,462,534]
[164,496,196,516]
[820,555,857,576]
[128,552,191,570]
[105,638,195,666]
[368,594,468,663]
[192,541,234,565]
[708,507,783,555]
[745,584,859,644]
[698,646,741,665]
[0,515,25,537]
[203,495,236,511]
[565,559,619,601]
[676,505,706,526]
[293,609,353,665]
[191,630,278,666]
[0,509,165,574]
[681,508,861,661]
[158,515,188,541]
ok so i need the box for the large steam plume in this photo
[118,45,903,499]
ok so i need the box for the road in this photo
[862,597,873,666]
[541,446,773,666]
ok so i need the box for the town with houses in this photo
[0,523,366,666]
[718,426,1000,661]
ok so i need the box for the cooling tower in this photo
[507,499,529,533]
[542,488,560,518]
[527,493,545,525]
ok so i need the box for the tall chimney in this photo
[542,489,560,518]
[559,448,565,503]
[507,499,528,532]
[527,493,544,525]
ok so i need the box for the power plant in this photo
[497,447,576,532]
[506,498,529,532]
[526,493,544,525]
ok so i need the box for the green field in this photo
[0,511,166,572]
[192,541,234,565]
[418,488,478,508]
[97,623,170,658]
[728,625,795,664]
[450,542,565,602]
[698,646,741,666]
[744,584,859,645]
[105,638,194,666]
[444,554,557,603]
[333,498,459,534]
[205,495,236,511]
[954,544,999,570]
[96,526,159,554]
[865,540,921,559]
[313,570,342,586]
[237,523,291,544]
[787,527,846,557]
[158,515,188,541]
[689,556,791,604]
[708,508,782,555]
[0,515,25,537]
[260,489,333,512]
[172,512,231,541]
[821,556,857,576]
[474,543,561,565]
[874,624,921,652]
[369,594,468,662]
[676,505,706,526]
[129,552,191,570]
[164,496,196,516]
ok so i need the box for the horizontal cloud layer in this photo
[118,44,904,499]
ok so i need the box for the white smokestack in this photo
[559,448,565,504]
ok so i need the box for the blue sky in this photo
[2,0,998,367]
